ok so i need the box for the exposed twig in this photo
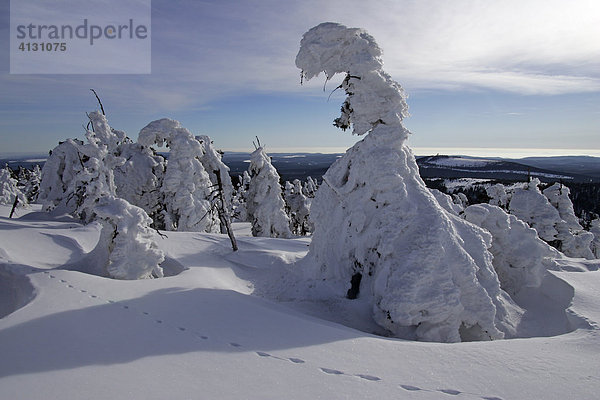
[90,89,105,115]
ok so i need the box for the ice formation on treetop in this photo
[297,22,519,342]
[296,22,409,137]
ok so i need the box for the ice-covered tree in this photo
[23,165,41,203]
[542,183,594,259]
[38,139,85,214]
[113,141,166,228]
[507,179,593,259]
[464,204,560,295]
[39,112,124,221]
[246,146,292,238]
[0,167,27,207]
[303,176,318,198]
[232,171,251,222]
[486,183,511,209]
[89,196,165,279]
[297,22,518,342]
[508,179,561,243]
[284,179,312,235]
[196,135,235,232]
[590,218,600,259]
[138,118,219,232]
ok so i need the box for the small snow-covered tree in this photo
[246,146,292,238]
[590,218,600,258]
[232,171,251,222]
[486,183,511,209]
[284,179,312,235]
[508,179,561,243]
[0,167,27,207]
[91,196,165,279]
[464,204,560,295]
[542,183,594,259]
[303,176,318,198]
[197,135,235,233]
[138,119,219,232]
[297,22,518,342]
[39,139,85,214]
[23,165,41,202]
[508,179,593,259]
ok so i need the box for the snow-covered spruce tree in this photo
[0,166,27,207]
[303,176,318,198]
[297,22,519,342]
[508,179,561,244]
[232,171,251,222]
[113,141,166,228]
[138,118,220,232]
[90,196,164,279]
[246,146,292,238]
[38,110,122,223]
[464,204,560,296]
[506,179,593,258]
[23,165,41,203]
[284,179,312,235]
[590,218,600,259]
[486,183,511,209]
[38,139,85,214]
[196,135,235,233]
[542,183,594,259]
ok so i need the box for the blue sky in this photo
[1,0,599,157]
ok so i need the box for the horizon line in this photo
[2,147,600,160]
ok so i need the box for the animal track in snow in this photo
[439,388,462,395]
[356,374,381,381]
[320,368,344,375]
[288,358,305,364]
[400,384,422,391]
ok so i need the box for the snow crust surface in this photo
[1,206,600,400]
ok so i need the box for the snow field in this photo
[1,205,600,399]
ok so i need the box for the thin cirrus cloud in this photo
[141,0,600,110]
[2,0,599,125]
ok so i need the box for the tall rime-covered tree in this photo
[296,22,520,342]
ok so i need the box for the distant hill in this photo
[509,156,600,180]
[3,152,600,184]
[416,155,599,183]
